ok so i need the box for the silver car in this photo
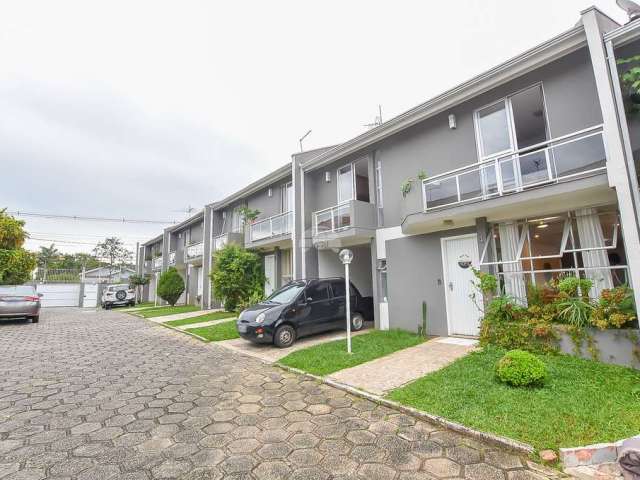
[0,285,41,323]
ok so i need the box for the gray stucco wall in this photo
[374,47,603,227]
[386,226,475,335]
[188,222,203,244]
[246,176,292,220]
[317,244,373,297]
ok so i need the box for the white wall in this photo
[317,244,373,297]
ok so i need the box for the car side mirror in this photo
[38,293,43,298]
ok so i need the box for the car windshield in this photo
[265,283,305,304]
[0,286,36,295]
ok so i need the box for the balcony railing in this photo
[168,251,176,266]
[213,235,227,251]
[314,203,351,235]
[250,211,293,242]
[152,256,163,270]
[184,241,204,261]
[422,126,606,211]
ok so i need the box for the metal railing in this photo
[250,211,293,242]
[422,126,606,211]
[213,235,227,251]
[184,241,204,261]
[152,256,163,270]
[168,251,176,266]
[313,203,351,235]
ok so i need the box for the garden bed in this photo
[387,347,640,452]
[278,329,425,376]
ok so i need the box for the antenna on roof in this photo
[617,0,640,22]
[299,130,312,152]
[172,205,195,220]
[363,105,383,130]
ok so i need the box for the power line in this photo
[9,211,177,225]
[27,237,137,247]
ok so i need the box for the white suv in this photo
[102,284,136,309]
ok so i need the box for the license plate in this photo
[238,324,247,333]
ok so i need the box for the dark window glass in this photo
[331,281,346,297]
[306,282,330,302]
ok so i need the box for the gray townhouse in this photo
[294,7,640,337]
[138,6,640,342]
[138,233,164,304]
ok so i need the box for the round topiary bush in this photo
[157,267,185,306]
[495,350,548,387]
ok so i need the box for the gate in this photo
[82,284,99,308]
[36,284,81,307]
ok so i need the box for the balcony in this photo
[168,251,176,266]
[213,231,244,252]
[312,200,377,249]
[152,256,163,270]
[402,126,614,235]
[184,241,204,263]
[246,211,293,248]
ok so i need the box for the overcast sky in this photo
[0,0,628,255]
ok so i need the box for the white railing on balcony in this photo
[214,235,227,251]
[168,251,176,266]
[185,241,204,261]
[152,256,163,269]
[250,211,293,242]
[313,203,351,235]
[422,126,606,211]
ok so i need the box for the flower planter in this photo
[556,326,640,369]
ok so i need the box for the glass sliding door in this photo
[337,164,354,204]
[476,101,513,160]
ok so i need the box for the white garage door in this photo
[36,284,81,307]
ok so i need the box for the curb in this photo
[157,322,210,343]
[275,362,535,455]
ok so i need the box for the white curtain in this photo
[498,222,528,304]
[575,208,613,298]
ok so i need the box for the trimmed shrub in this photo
[157,267,185,306]
[495,350,548,387]
[211,244,265,312]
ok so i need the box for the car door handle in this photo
[448,282,454,291]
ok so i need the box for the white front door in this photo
[441,234,482,336]
[264,255,276,297]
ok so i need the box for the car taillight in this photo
[23,296,39,302]
[128,289,134,294]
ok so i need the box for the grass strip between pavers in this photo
[164,311,238,327]
[387,346,640,452]
[135,305,201,318]
[186,320,239,342]
[279,329,425,376]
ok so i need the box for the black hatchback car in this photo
[237,278,373,348]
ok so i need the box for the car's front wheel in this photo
[351,312,365,331]
[274,325,296,348]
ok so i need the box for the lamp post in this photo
[339,249,354,354]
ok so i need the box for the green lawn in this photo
[186,320,239,342]
[136,305,201,318]
[387,347,640,452]
[121,302,154,311]
[279,329,425,376]
[164,311,237,327]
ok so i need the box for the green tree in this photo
[211,244,265,311]
[0,209,37,285]
[157,267,185,306]
[93,237,132,281]
[37,244,61,270]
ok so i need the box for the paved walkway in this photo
[329,337,478,395]
[175,318,236,331]
[0,309,563,479]
[218,327,371,363]
[145,309,221,324]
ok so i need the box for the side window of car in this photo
[306,282,330,302]
[331,281,346,298]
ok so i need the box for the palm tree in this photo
[37,244,60,282]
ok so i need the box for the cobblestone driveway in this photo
[0,309,560,480]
